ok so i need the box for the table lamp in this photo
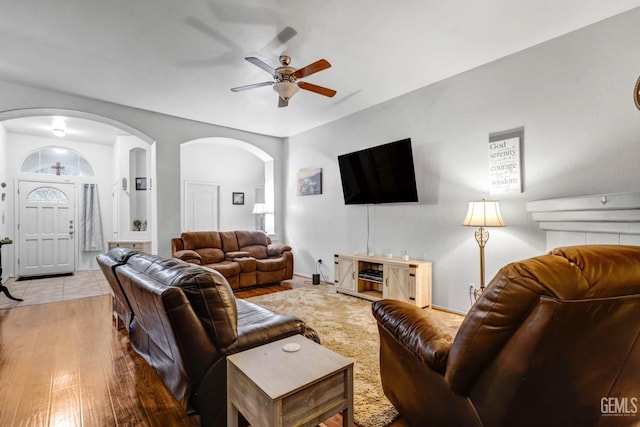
[462,199,506,293]
[252,203,267,232]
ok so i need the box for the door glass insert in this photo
[26,186,69,204]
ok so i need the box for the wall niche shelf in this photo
[334,253,432,308]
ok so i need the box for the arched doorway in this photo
[180,137,276,235]
[0,108,157,277]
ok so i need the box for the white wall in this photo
[285,9,640,313]
[181,141,265,231]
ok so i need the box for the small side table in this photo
[0,239,22,301]
[227,334,354,427]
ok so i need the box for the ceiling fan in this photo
[231,55,336,107]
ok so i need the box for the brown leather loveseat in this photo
[372,245,640,427]
[171,230,293,290]
[97,247,319,426]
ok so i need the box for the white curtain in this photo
[82,183,104,252]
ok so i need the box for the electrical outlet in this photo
[468,283,481,301]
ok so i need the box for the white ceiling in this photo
[1,0,639,138]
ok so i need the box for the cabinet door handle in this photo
[385,278,389,287]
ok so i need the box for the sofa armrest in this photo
[267,243,292,257]
[225,251,252,261]
[224,299,312,354]
[372,299,455,375]
[173,249,202,264]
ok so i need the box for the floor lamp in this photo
[462,199,506,295]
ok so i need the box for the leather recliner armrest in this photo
[372,299,455,375]
[225,251,252,261]
[174,249,202,264]
[267,244,292,256]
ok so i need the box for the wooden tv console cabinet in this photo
[334,253,432,308]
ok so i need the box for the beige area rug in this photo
[247,284,464,427]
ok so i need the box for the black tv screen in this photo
[338,138,419,204]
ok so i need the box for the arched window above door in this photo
[26,187,69,204]
[21,147,95,176]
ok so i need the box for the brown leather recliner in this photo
[372,245,640,427]
[97,248,319,427]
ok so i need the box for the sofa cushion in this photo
[235,257,257,273]
[206,261,242,278]
[126,254,239,349]
[220,231,239,252]
[182,231,225,264]
[236,230,270,259]
[256,257,286,272]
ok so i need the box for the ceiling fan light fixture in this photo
[273,81,299,101]
[52,127,66,137]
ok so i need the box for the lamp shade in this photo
[273,81,299,100]
[462,199,506,227]
[252,203,267,215]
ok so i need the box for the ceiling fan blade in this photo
[298,81,337,98]
[185,17,240,51]
[261,26,298,53]
[245,57,276,76]
[292,59,331,79]
[230,81,274,92]
[278,96,289,108]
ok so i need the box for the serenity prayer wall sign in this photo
[488,128,523,194]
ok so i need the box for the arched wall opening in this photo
[0,108,158,276]
[180,137,275,235]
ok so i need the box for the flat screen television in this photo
[338,138,418,205]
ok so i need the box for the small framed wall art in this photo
[135,177,147,191]
[297,168,323,196]
[232,192,245,205]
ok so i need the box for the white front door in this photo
[17,181,75,277]
[183,181,219,231]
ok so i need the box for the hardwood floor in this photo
[0,275,408,426]
[0,295,198,426]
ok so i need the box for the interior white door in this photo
[184,181,219,231]
[18,181,75,277]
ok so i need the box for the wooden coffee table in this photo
[227,334,354,427]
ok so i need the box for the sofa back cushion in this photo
[181,231,225,264]
[236,230,270,259]
[125,253,239,349]
[220,231,239,252]
[446,245,640,394]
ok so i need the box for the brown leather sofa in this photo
[372,245,640,427]
[171,230,293,290]
[96,248,319,426]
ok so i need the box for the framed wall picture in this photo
[232,192,245,205]
[488,128,524,194]
[135,177,147,191]
[297,168,323,196]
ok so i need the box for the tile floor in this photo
[0,270,111,309]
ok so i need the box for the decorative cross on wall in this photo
[51,162,65,176]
